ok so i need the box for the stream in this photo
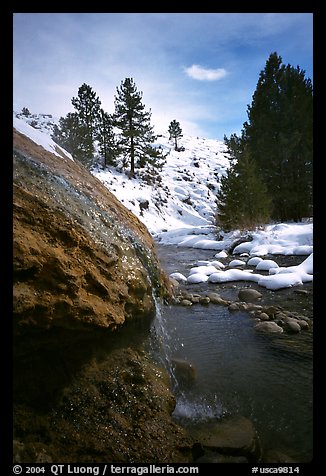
[152,244,313,462]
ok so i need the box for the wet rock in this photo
[294,289,310,295]
[13,129,169,333]
[238,302,249,311]
[199,296,210,305]
[238,288,262,302]
[254,321,283,334]
[206,292,223,304]
[259,312,270,321]
[297,319,309,330]
[189,415,262,463]
[228,303,240,311]
[190,296,201,304]
[264,306,282,318]
[13,129,193,464]
[14,347,193,463]
[283,318,301,334]
[247,304,263,313]
[180,299,193,306]
[171,358,196,386]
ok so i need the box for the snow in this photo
[189,265,221,276]
[178,253,313,290]
[229,259,246,267]
[247,257,263,266]
[255,260,279,271]
[170,272,188,283]
[13,111,313,291]
[13,114,74,161]
[92,134,230,235]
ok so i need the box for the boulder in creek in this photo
[258,312,270,321]
[283,318,301,334]
[171,358,196,387]
[254,321,283,334]
[13,129,171,333]
[189,415,262,463]
[238,288,263,302]
[13,128,194,463]
[206,292,223,304]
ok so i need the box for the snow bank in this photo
[160,221,313,258]
[13,115,74,161]
[171,253,313,291]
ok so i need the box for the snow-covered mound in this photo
[173,252,313,290]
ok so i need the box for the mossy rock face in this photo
[13,346,193,463]
[13,129,190,463]
[13,128,171,334]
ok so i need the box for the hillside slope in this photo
[13,110,231,235]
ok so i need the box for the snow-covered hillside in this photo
[13,110,230,234]
[13,112,73,161]
[93,134,230,234]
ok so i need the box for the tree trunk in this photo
[130,135,135,177]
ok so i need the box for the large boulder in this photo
[13,129,193,464]
[13,129,170,334]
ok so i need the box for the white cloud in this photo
[184,64,228,81]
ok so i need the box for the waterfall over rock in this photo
[13,128,192,463]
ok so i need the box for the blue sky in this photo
[13,13,313,140]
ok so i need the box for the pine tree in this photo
[168,120,183,151]
[52,112,86,161]
[97,109,118,167]
[244,52,313,221]
[113,78,165,178]
[216,146,271,231]
[71,83,101,162]
[276,64,313,221]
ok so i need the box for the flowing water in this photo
[151,244,313,462]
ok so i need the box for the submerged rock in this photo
[190,415,262,463]
[171,358,197,387]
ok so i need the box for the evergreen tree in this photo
[71,83,101,162]
[244,52,313,221]
[52,112,86,161]
[168,120,183,151]
[216,146,271,231]
[97,109,118,167]
[113,78,165,178]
